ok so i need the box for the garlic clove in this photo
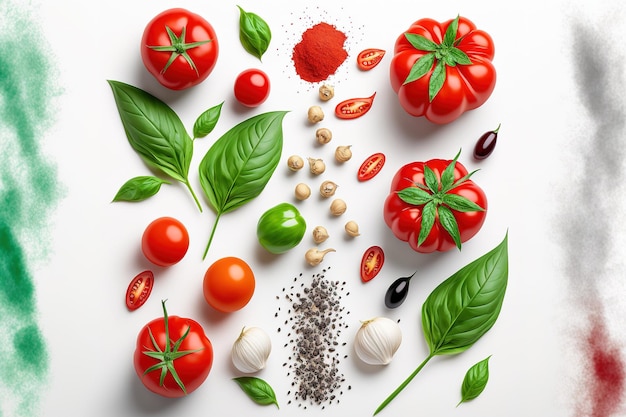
[231,326,272,373]
[354,317,402,365]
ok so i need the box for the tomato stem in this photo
[184,180,203,212]
[202,212,222,260]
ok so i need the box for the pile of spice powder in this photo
[276,267,351,408]
[291,22,348,82]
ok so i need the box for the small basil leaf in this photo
[442,193,485,213]
[423,165,439,194]
[403,52,435,85]
[193,102,223,139]
[112,176,169,202]
[397,187,433,206]
[449,47,472,65]
[458,355,492,406]
[443,15,460,47]
[417,201,437,246]
[428,60,447,102]
[233,377,279,408]
[404,33,438,52]
[437,205,461,250]
[237,6,272,60]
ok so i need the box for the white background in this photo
[23,0,626,416]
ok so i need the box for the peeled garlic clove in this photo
[231,326,272,373]
[354,317,402,365]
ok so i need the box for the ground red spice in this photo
[583,316,625,417]
[291,22,348,82]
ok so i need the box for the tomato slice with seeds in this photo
[360,245,385,282]
[335,93,376,120]
[358,152,386,182]
[357,48,385,71]
[125,270,154,311]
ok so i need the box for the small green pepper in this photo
[256,202,306,254]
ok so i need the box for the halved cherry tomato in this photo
[125,270,154,311]
[335,93,376,120]
[357,48,385,71]
[360,245,385,282]
[358,152,386,182]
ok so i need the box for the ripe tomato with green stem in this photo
[383,150,487,253]
[390,15,496,124]
[134,300,213,397]
[141,8,219,90]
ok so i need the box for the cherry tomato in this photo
[125,270,154,311]
[357,48,386,71]
[358,152,386,182]
[134,300,213,397]
[141,8,219,90]
[360,246,385,282]
[335,93,376,120]
[203,257,255,313]
[234,68,271,107]
[141,217,190,267]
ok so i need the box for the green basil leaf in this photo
[199,111,288,259]
[443,15,460,47]
[107,80,202,212]
[237,6,272,60]
[233,377,279,408]
[417,200,437,246]
[405,33,438,52]
[458,355,491,406]
[112,176,169,202]
[428,59,446,102]
[422,232,508,355]
[437,205,461,250]
[403,52,435,85]
[193,102,223,139]
[397,187,433,206]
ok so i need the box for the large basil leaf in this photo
[422,232,508,355]
[199,111,288,258]
[107,80,202,211]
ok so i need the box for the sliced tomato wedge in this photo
[125,270,154,311]
[357,48,385,71]
[335,93,376,120]
[360,245,385,282]
[358,152,386,182]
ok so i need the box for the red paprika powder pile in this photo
[291,22,348,82]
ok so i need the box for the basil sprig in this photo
[396,149,484,250]
[403,15,472,101]
[233,376,279,408]
[237,5,272,60]
[374,232,508,415]
[199,111,288,259]
[458,355,492,406]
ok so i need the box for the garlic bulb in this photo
[231,326,272,373]
[354,317,402,365]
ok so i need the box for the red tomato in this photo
[335,93,376,120]
[141,8,219,90]
[357,48,386,70]
[390,16,496,124]
[383,151,487,253]
[125,270,154,311]
[234,68,271,107]
[203,257,255,313]
[360,246,385,282]
[358,152,386,181]
[141,217,189,267]
[134,301,213,397]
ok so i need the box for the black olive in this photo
[384,271,417,309]
[473,123,500,160]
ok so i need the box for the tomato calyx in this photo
[142,300,205,394]
[403,15,472,101]
[396,149,485,250]
[148,25,212,75]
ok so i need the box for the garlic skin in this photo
[231,326,272,373]
[354,317,402,365]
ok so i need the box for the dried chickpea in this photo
[307,157,326,175]
[295,183,311,200]
[307,106,324,123]
[318,84,335,101]
[287,155,304,171]
[335,145,352,162]
[315,127,332,144]
[344,220,360,237]
[330,198,347,216]
[319,180,338,198]
[312,226,329,244]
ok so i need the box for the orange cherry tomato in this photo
[360,246,385,282]
[358,152,386,182]
[357,48,386,70]
[334,93,376,120]
[125,270,154,311]
[203,257,255,313]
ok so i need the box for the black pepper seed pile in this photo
[275,266,351,408]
